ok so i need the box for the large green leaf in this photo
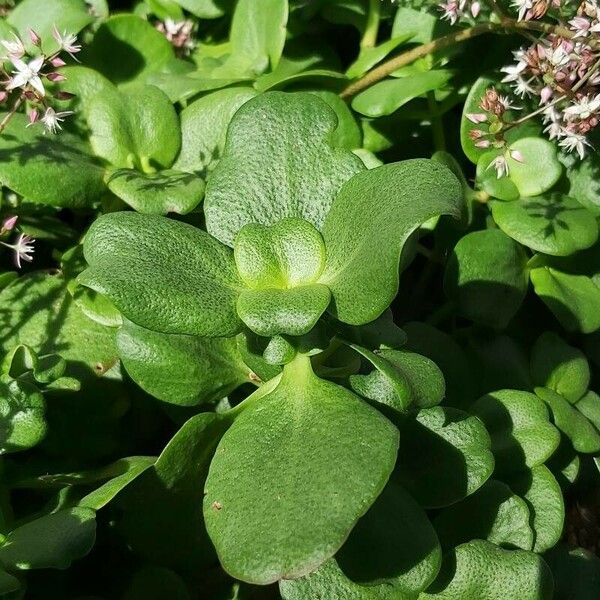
[0,114,105,208]
[7,0,93,55]
[173,87,257,175]
[421,540,553,599]
[0,380,46,454]
[472,390,560,474]
[530,332,590,404]
[0,508,96,570]
[203,355,399,584]
[490,194,598,257]
[204,92,364,247]
[84,15,175,84]
[106,169,204,215]
[79,212,244,337]
[444,229,528,329]
[120,413,229,570]
[395,406,494,508]
[433,480,534,550]
[116,319,250,406]
[86,84,180,169]
[320,160,461,325]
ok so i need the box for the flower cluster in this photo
[511,0,560,22]
[501,2,600,159]
[0,215,34,269]
[156,19,196,56]
[438,0,481,24]
[0,26,80,134]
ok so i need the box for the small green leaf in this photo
[352,71,452,117]
[506,465,564,553]
[491,194,598,257]
[575,389,600,431]
[433,480,534,550]
[396,406,494,508]
[117,320,250,406]
[0,380,46,454]
[78,456,155,510]
[84,15,175,84]
[531,332,590,404]
[563,151,600,215]
[204,92,364,247]
[80,212,243,337]
[237,285,331,337]
[444,229,529,329]
[173,87,257,175]
[107,169,204,215]
[321,160,462,325]
[173,0,231,18]
[535,387,600,454]
[86,84,180,169]
[421,540,553,600]
[204,355,399,584]
[346,35,413,79]
[472,389,560,474]
[0,508,96,570]
[309,91,362,150]
[0,113,105,208]
[120,413,229,570]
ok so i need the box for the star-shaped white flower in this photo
[6,55,45,96]
[40,107,74,134]
[52,26,81,60]
[0,232,35,269]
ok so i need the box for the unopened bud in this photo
[29,29,41,46]
[46,72,66,82]
[50,57,66,68]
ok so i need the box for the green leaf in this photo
[472,390,560,474]
[204,92,364,247]
[0,508,96,570]
[421,540,553,600]
[506,138,563,197]
[321,160,461,325]
[336,481,441,594]
[107,169,204,215]
[173,87,257,175]
[117,319,250,406]
[433,480,534,550]
[396,406,494,508]
[237,285,331,337]
[0,380,46,454]
[309,91,362,150]
[78,456,155,510]
[392,6,445,44]
[79,212,243,337]
[563,151,600,215]
[506,465,564,553]
[352,71,452,117]
[204,355,399,584]
[84,15,175,84]
[490,194,598,257]
[575,390,600,431]
[173,0,231,18]
[346,35,413,79]
[120,413,229,570]
[545,545,600,600]
[0,113,105,208]
[7,0,93,55]
[444,229,529,329]
[531,332,590,404]
[461,76,495,164]
[476,151,520,201]
[86,84,180,169]
[219,0,288,77]
[530,259,600,334]
[535,387,600,454]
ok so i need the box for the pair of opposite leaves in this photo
[78,91,463,584]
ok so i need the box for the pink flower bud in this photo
[475,139,491,148]
[50,57,66,68]
[28,109,39,124]
[55,91,75,101]
[1,215,18,234]
[29,29,41,46]
[540,86,553,104]
[510,149,525,163]
[466,113,487,124]
[46,72,66,82]
[0,91,7,103]
[471,2,481,18]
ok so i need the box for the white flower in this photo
[511,0,532,21]
[5,55,45,96]
[558,131,591,160]
[569,16,592,37]
[40,107,74,134]
[52,26,81,59]
[513,76,536,98]
[0,33,25,59]
[487,155,510,178]
[0,232,35,268]
[501,61,527,83]
[563,94,600,120]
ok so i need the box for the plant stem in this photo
[361,0,381,49]
[0,94,23,135]
[340,18,579,99]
